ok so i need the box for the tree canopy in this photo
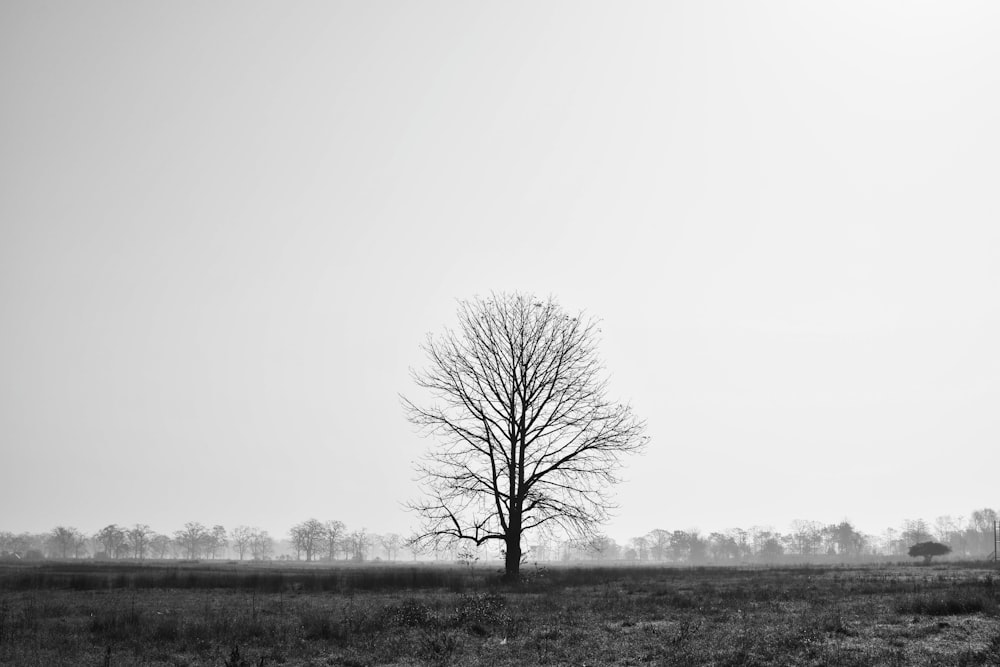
[907,541,951,564]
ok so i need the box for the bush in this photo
[895,590,996,616]
[455,592,507,626]
[391,598,439,628]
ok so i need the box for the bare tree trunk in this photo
[504,540,521,579]
[504,512,522,579]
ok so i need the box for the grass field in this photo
[2,560,999,666]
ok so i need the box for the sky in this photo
[2,1,999,545]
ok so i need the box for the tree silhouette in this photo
[127,524,152,560]
[48,526,80,559]
[174,522,209,560]
[404,292,647,578]
[323,520,346,561]
[908,541,951,565]
[231,526,254,560]
[290,519,324,561]
[96,524,127,559]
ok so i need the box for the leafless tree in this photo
[150,533,172,559]
[970,508,997,533]
[969,508,998,556]
[290,519,324,561]
[11,533,36,558]
[380,533,402,561]
[232,526,254,560]
[403,293,647,578]
[48,526,81,559]
[901,518,934,547]
[250,529,274,560]
[934,515,961,548]
[647,529,671,561]
[789,520,823,556]
[127,524,152,560]
[174,522,209,560]
[208,525,228,559]
[629,535,650,561]
[580,534,619,560]
[96,524,127,559]
[323,520,346,561]
[346,529,372,561]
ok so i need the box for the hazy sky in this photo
[2,2,998,544]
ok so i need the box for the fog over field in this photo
[2,2,998,545]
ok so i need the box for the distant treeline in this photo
[570,509,997,564]
[0,521,402,563]
[1,508,996,564]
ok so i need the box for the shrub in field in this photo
[455,592,520,638]
[417,629,458,665]
[455,592,507,626]
[391,598,439,628]
[895,589,997,616]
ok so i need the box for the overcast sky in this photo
[2,2,998,544]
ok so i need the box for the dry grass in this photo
[1,561,999,665]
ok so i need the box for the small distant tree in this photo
[323,520,346,561]
[49,526,80,559]
[0,532,13,557]
[934,515,962,551]
[127,524,152,560]
[346,529,372,561]
[882,527,907,556]
[901,519,934,547]
[290,519,324,561]
[14,533,37,558]
[72,531,89,558]
[968,509,998,555]
[174,522,209,559]
[380,533,402,561]
[789,520,823,556]
[583,534,619,560]
[826,521,865,557]
[647,529,671,561]
[149,533,172,559]
[96,525,127,559]
[250,530,274,560]
[208,525,228,559]
[908,541,951,565]
[707,532,740,562]
[629,535,650,561]
[231,526,253,560]
[758,535,785,560]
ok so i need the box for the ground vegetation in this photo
[2,560,999,665]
